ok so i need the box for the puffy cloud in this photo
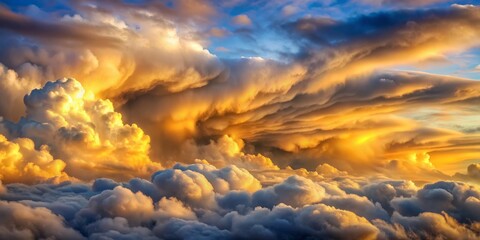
[454,163,480,183]
[0,78,160,181]
[0,201,84,240]
[315,163,348,177]
[156,197,197,221]
[0,134,69,184]
[252,175,325,208]
[179,135,279,171]
[1,3,480,182]
[173,163,262,193]
[362,180,417,213]
[151,168,216,208]
[321,194,390,221]
[232,14,252,26]
[391,181,480,223]
[389,211,478,239]
[222,204,380,239]
[75,186,155,226]
[0,166,478,239]
[151,163,262,209]
[0,63,39,120]
[153,219,231,240]
[85,217,156,240]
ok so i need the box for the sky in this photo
[0,0,480,239]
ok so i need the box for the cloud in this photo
[222,203,380,239]
[172,163,262,193]
[388,211,478,239]
[150,163,263,209]
[0,164,478,239]
[0,2,223,103]
[208,27,230,38]
[0,1,479,238]
[179,135,279,170]
[152,168,216,208]
[0,5,123,48]
[0,78,160,182]
[113,5,480,180]
[362,180,417,213]
[474,65,480,72]
[321,194,390,221]
[232,14,252,26]
[0,63,40,120]
[0,3,479,182]
[85,217,156,240]
[356,0,452,7]
[454,164,480,183]
[154,219,231,240]
[0,201,84,240]
[75,186,155,226]
[0,134,69,184]
[0,181,5,194]
[252,175,325,208]
[391,181,480,223]
[315,163,348,176]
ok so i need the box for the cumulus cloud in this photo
[454,164,480,183]
[0,164,477,239]
[387,211,478,239]
[75,186,155,226]
[315,163,348,176]
[232,14,252,26]
[0,78,160,182]
[0,63,40,120]
[172,163,262,193]
[152,167,216,208]
[0,134,69,184]
[252,175,325,208]
[179,135,279,170]
[0,201,84,240]
[221,203,380,239]
[362,180,417,213]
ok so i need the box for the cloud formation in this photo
[0,163,479,239]
[0,78,160,182]
[0,1,479,238]
[0,134,68,184]
[0,2,479,180]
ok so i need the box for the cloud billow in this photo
[1,163,479,239]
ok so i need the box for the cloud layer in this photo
[1,163,480,239]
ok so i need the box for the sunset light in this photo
[0,0,480,239]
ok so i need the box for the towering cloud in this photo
[0,78,160,182]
